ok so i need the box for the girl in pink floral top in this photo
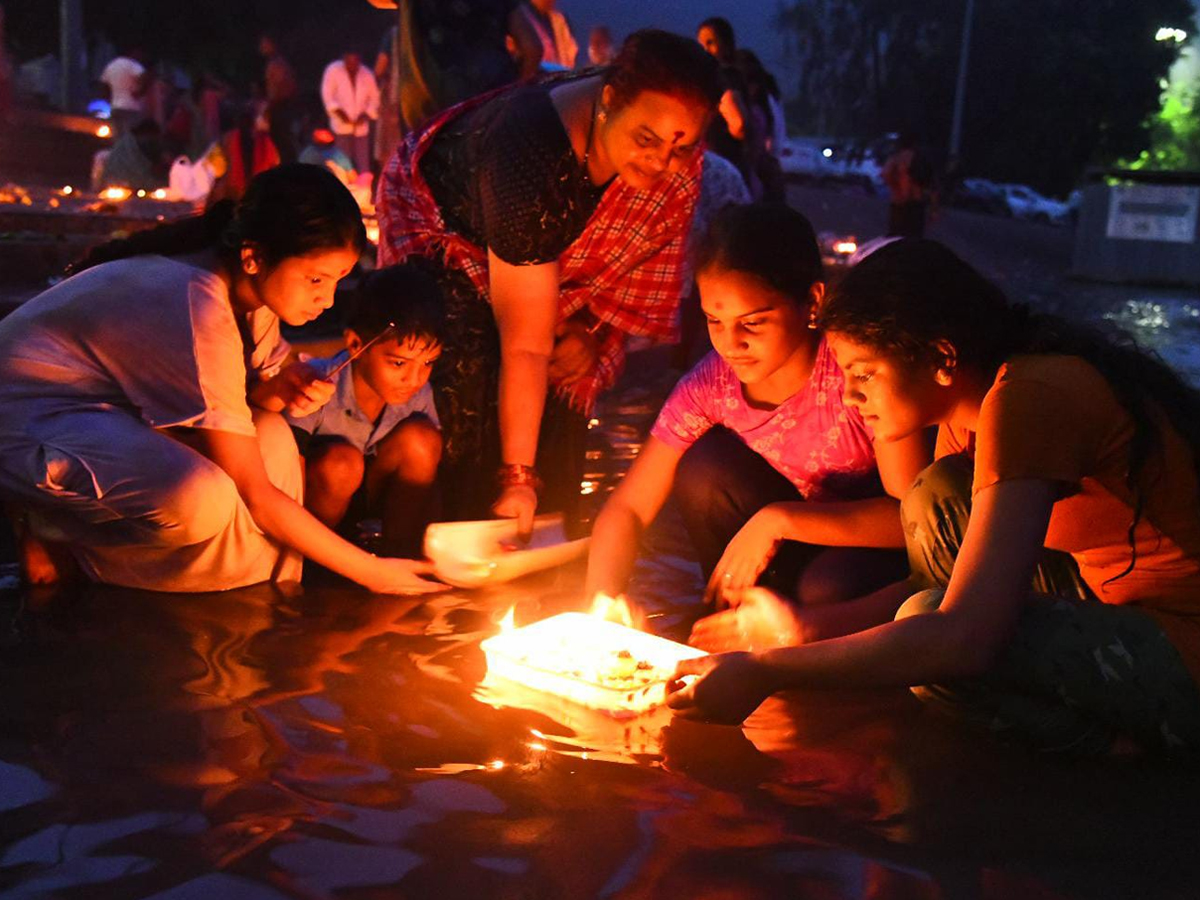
[651,338,876,502]
[586,203,930,621]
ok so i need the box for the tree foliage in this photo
[1125,65,1200,172]
[778,0,1194,194]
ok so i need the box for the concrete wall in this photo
[1072,174,1200,287]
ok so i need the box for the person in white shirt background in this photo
[320,50,379,179]
[99,46,146,137]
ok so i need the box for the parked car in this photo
[778,137,886,194]
[777,137,838,181]
[997,183,1070,225]
[953,177,1011,216]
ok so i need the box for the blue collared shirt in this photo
[286,350,440,456]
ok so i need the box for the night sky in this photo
[559,0,794,95]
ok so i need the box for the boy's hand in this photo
[273,362,336,417]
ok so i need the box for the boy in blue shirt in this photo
[288,264,445,557]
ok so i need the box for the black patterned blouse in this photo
[418,82,611,265]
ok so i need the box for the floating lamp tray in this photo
[481,613,706,718]
[424,514,589,589]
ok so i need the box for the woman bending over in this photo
[376,29,721,532]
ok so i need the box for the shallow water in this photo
[3,558,1200,900]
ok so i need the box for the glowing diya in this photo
[481,600,706,718]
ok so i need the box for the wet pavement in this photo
[2,187,1200,899]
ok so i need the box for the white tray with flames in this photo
[480,612,707,718]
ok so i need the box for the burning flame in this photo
[61,185,73,195]
[498,606,516,633]
[588,593,641,630]
[365,220,381,245]
[101,187,131,201]
[96,124,112,139]
[833,239,858,255]
[152,188,168,200]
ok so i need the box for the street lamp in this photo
[1155,27,1188,43]
[59,0,84,112]
[948,0,976,162]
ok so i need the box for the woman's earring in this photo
[807,306,819,330]
[244,260,258,275]
[598,107,608,123]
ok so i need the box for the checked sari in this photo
[376,86,701,417]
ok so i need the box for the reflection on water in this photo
[3,567,1200,899]
[1102,296,1200,387]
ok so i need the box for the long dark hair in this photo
[69,164,366,276]
[821,238,1200,583]
[695,202,823,304]
[603,29,722,114]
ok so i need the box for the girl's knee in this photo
[895,587,946,621]
[163,461,241,545]
[253,409,297,454]
[254,409,302,493]
[674,429,739,513]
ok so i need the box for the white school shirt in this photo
[320,60,380,137]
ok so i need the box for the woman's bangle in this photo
[497,464,543,493]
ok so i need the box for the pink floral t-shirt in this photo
[651,340,880,500]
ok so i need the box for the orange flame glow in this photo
[498,606,516,633]
[588,593,642,630]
